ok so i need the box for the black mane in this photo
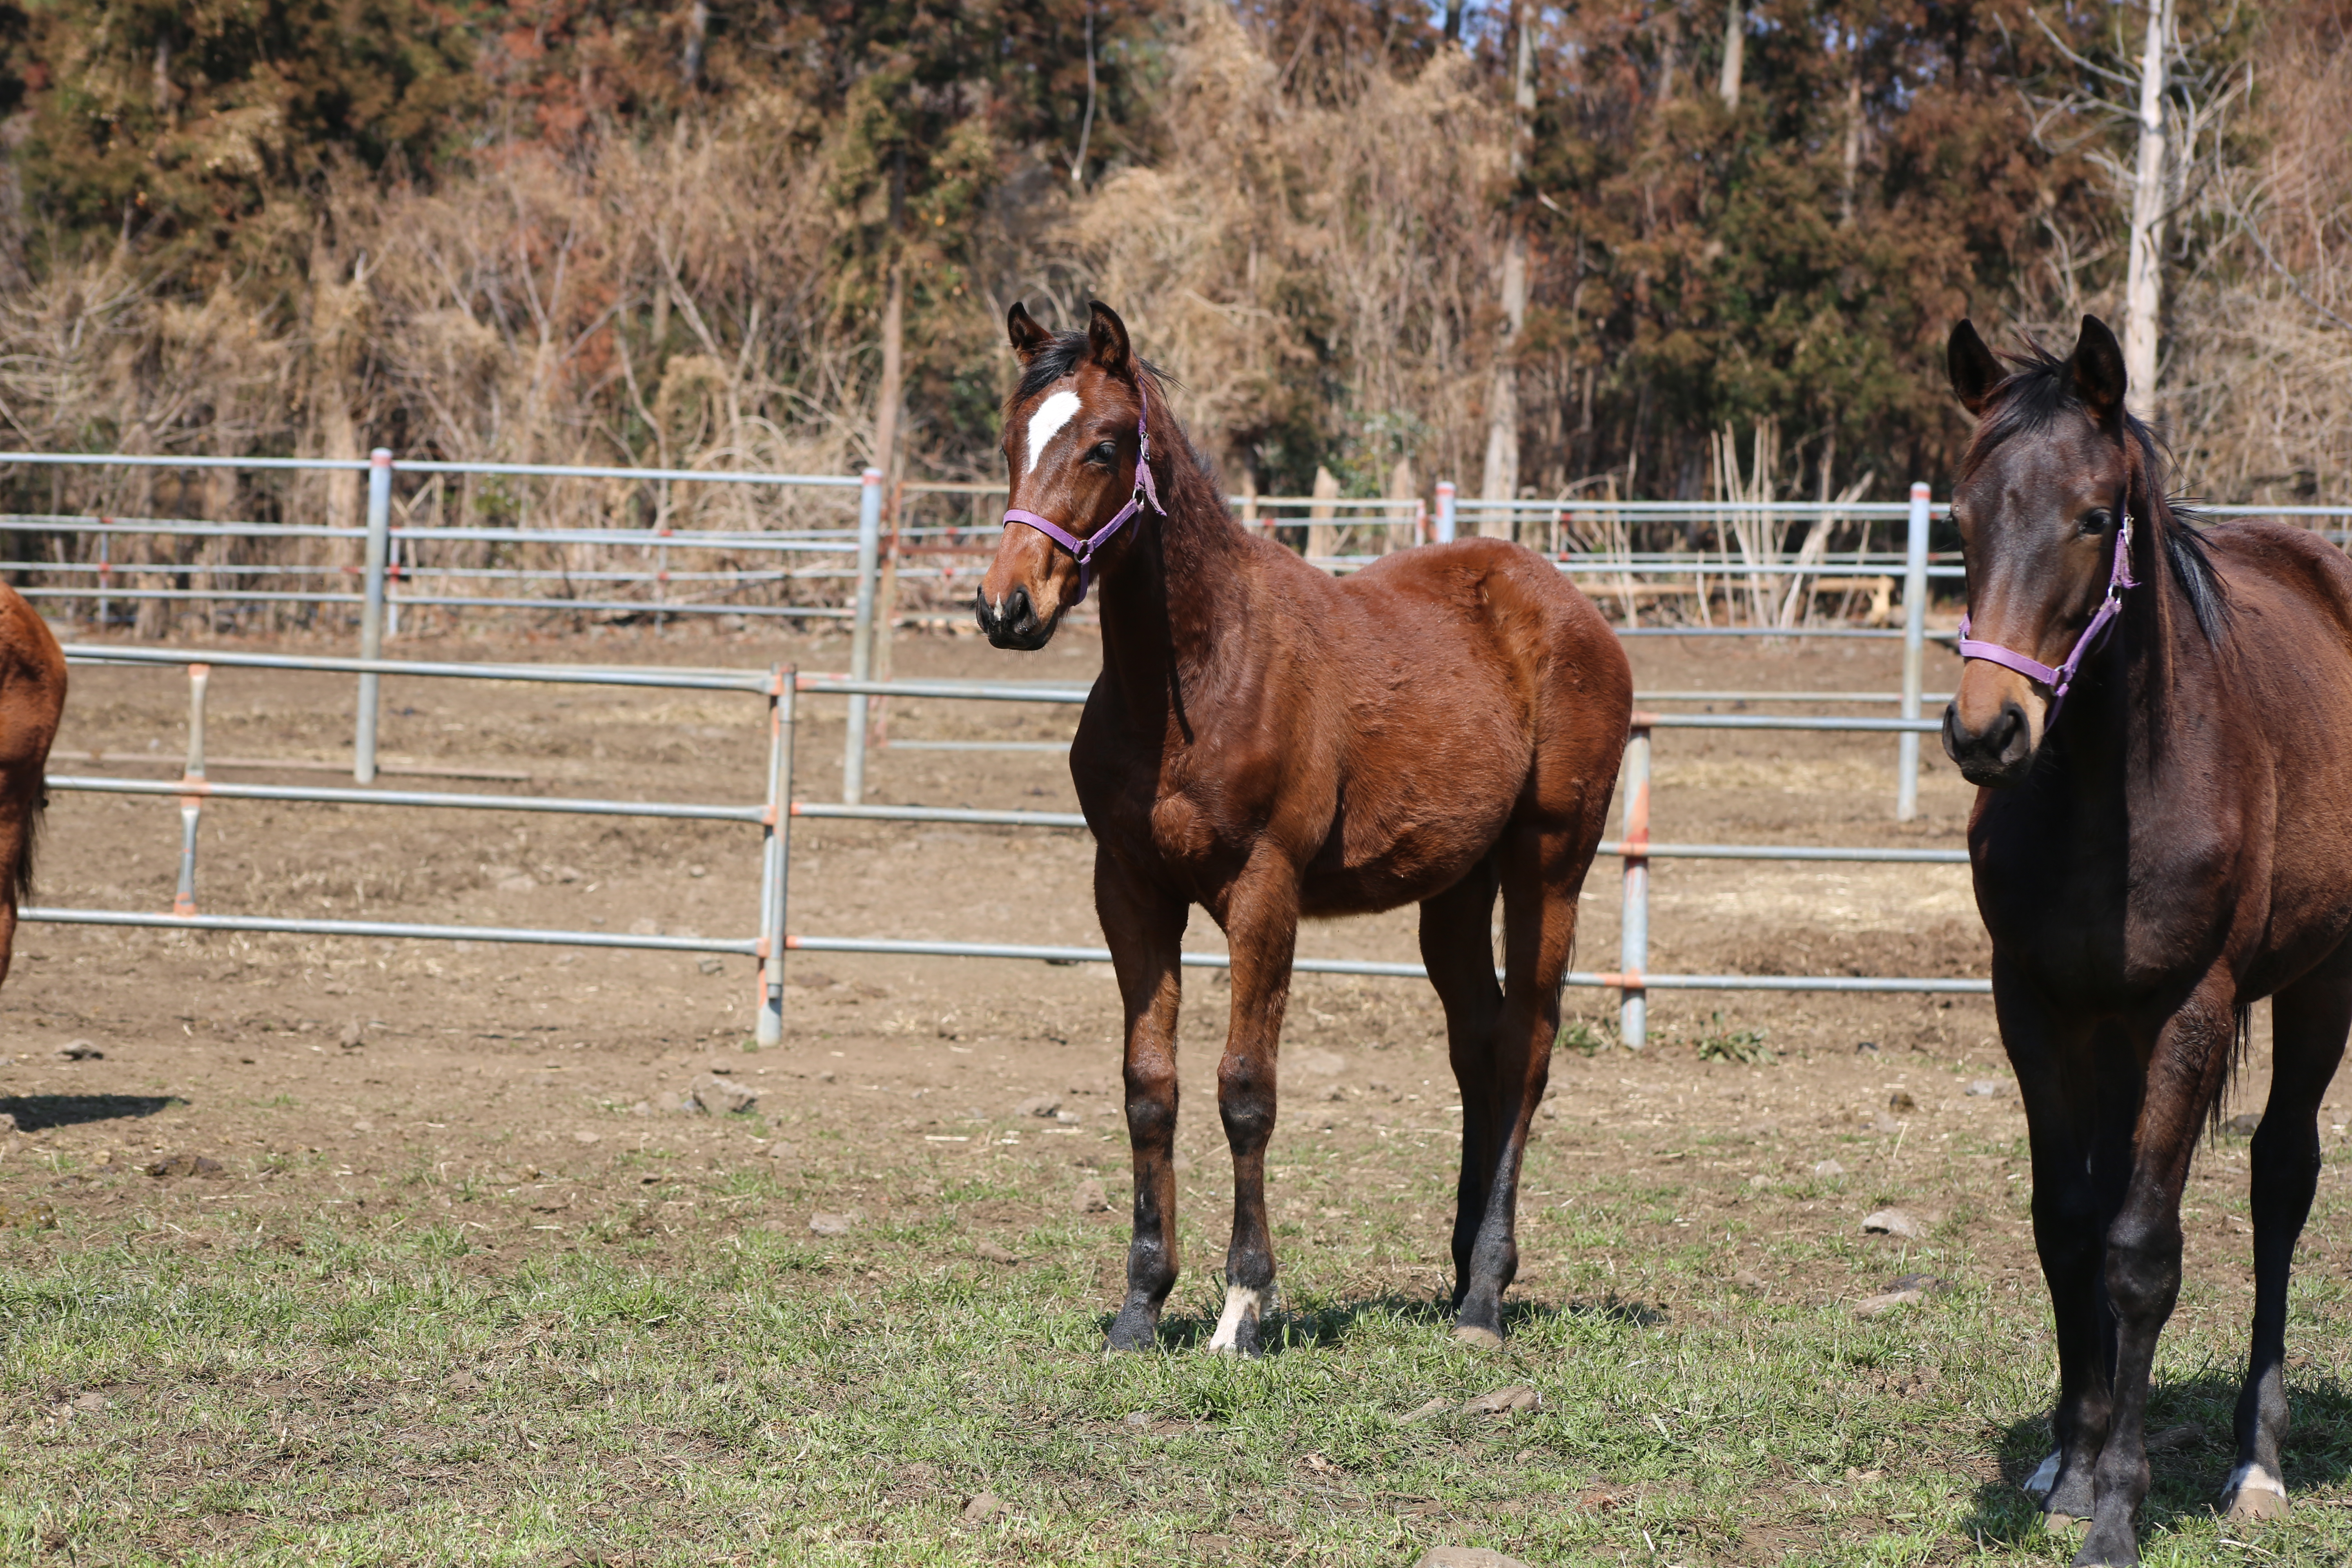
[1014,329,1175,406]
[1974,341,2230,645]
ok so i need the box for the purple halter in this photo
[999,383,1163,605]
[1956,508,2136,724]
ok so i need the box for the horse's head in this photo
[975,299,1157,651]
[1941,314,2138,788]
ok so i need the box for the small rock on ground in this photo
[690,1074,757,1116]
[1014,1096,1062,1119]
[1414,1549,1530,1568]
[807,1212,855,1236]
[2226,1111,2261,1136]
[1461,1385,1541,1416]
[1291,1047,1347,1076]
[1861,1208,1926,1240]
[959,1492,1001,1523]
[144,1154,225,1180]
[1073,1178,1111,1214]
[1853,1288,1922,1319]
[1888,1090,1918,1111]
[1730,1269,1766,1292]
[1398,1396,1454,1424]
[1885,1272,1954,1295]
[1812,1159,1846,1178]
[56,1041,102,1060]
[1965,1079,2009,1097]
[974,1241,1020,1264]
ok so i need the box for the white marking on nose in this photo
[2023,1450,2061,1499]
[1024,390,1083,475]
[1207,1284,1262,1353]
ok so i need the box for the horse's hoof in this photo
[2042,1508,2090,1535]
[2069,1522,2139,1567]
[1206,1285,1265,1356]
[2223,1463,2290,1521]
[1451,1323,1504,1352]
[1103,1305,1160,1354]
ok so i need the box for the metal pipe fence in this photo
[34,646,800,1045]
[25,642,1988,1054]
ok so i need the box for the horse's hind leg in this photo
[2225,944,2352,1520]
[1418,859,1504,1336]
[1098,851,1189,1352]
[1453,825,1582,1345]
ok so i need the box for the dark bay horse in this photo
[0,583,63,984]
[976,301,1630,1353]
[1944,314,2352,1564]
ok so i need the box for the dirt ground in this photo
[0,614,2339,1331]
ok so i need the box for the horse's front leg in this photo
[1098,849,1189,1352]
[2002,960,2123,1527]
[2076,977,2241,1568]
[1207,860,1301,1356]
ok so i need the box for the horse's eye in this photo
[1088,441,1118,465]
[2080,508,2113,535]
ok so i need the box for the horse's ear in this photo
[1007,301,1052,366]
[1947,320,2003,416]
[2070,314,2128,428]
[1085,300,1132,378]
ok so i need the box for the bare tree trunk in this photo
[1071,9,1097,187]
[873,262,905,479]
[1307,465,1340,566]
[1479,15,1535,533]
[1840,71,1863,225]
[2123,0,2175,418]
[1718,1,1744,109]
[1443,2,1464,44]
[681,1,710,88]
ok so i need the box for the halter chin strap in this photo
[999,383,1163,606]
[1956,508,2137,725]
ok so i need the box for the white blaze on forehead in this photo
[1023,390,1084,475]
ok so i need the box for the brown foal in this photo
[0,583,63,986]
[1946,314,2352,1565]
[977,301,1630,1353]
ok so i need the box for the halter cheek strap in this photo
[999,385,1163,606]
[1956,509,2136,725]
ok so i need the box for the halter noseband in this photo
[1956,507,2136,725]
[999,383,1163,605]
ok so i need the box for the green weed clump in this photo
[1688,1011,1775,1065]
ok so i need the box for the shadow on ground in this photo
[1105,1291,1670,1354]
[1,1094,184,1131]
[1960,1371,2352,1548]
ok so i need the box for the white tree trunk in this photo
[1479,16,1535,532]
[2122,0,2174,419]
[1719,2,1744,108]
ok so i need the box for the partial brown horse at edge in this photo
[0,583,64,987]
[976,301,1632,1353]
[1944,314,2352,1566]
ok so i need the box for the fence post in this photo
[1617,721,1650,1049]
[174,663,209,918]
[354,449,393,784]
[756,665,796,1047]
[1897,480,1930,820]
[843,467,884,804]
[95,530,109,633]
[1435,480,1457,544]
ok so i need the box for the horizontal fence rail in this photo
[26,646,1995,1038]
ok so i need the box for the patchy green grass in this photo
[4,1115,2352,1566]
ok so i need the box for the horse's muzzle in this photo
[1942,698,2035,788]
[974,586,1054,651]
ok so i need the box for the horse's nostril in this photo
[1007,586,1033,628]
